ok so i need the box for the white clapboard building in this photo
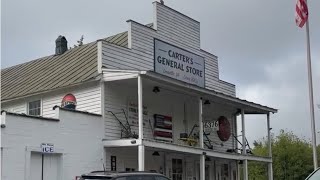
[1,2,277,180]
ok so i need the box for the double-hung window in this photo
[28,100,41,116]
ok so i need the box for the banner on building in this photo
[153,114,173,142]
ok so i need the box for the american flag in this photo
[295,0,308,28]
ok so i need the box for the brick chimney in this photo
[55,35,68,55]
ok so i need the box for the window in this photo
[111,156,117,171]
[28,100,41,116]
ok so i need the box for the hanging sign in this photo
[154,39,205,87]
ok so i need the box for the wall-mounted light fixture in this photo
[152,151,160,156]
[204,100,210,105]
[153,86,160,93]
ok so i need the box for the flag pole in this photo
[305,1,318,169]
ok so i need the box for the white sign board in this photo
[154,39,205,87]
[128,101,149,127]
[204,121,219,132]
[41,143,54,153]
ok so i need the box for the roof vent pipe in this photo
[55,35,68,55]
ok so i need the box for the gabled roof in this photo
[1,42,99,102]
[1,26,142,102]
[1,23,156,102]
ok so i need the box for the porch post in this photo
[138,75,145,171]
[200,154,205,180]
[199,98,204,148]
[241,109,248,180]
[199,98,205,180]
[267,113,273,180]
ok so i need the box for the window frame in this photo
[27,99,42,116]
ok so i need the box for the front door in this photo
[172,158,183,180]
[30,152,61,180]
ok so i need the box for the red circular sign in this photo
[217,116,231,141]
[61,94,77,109]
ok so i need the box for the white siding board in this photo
[103,51,152,68]
[130,22,202,58]
[102,43,154,71]
[157,10,200,31]
[156,5,200,49]
[156,5,200,30]
[103,42,153,58]
[131,22,201,57]
[2,101,26,114]
[156,5,200,32]
[131,25,155,38]
[42,83,101,117]
[156,16,200,42]
[131,31,154,43]
[102,44,153,62]
[103,54,151,70]
[213,81,236,96]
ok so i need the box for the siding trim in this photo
[219,80,235,87]
[97,40,103,73]
[53,106,102,117]
[1,111,59,122]
[126,20,156,32]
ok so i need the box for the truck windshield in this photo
[80,177,112,180]
[306,168,320,180]
[115,176,170,180]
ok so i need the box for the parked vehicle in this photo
[305,168,320,180]
[80,171,170,180]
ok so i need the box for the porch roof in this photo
[102,139,272,163]
[102,69,278,114]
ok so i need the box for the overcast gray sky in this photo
[2,0,320,143]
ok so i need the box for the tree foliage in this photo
[248,129,315,180]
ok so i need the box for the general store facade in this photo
[1,2,277,180]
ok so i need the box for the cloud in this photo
[2,0,320,143]
[238,52,320,142]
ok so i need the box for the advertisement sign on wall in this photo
[128,101,149,126]
[41,143,54,153]
[154,39,205,87]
